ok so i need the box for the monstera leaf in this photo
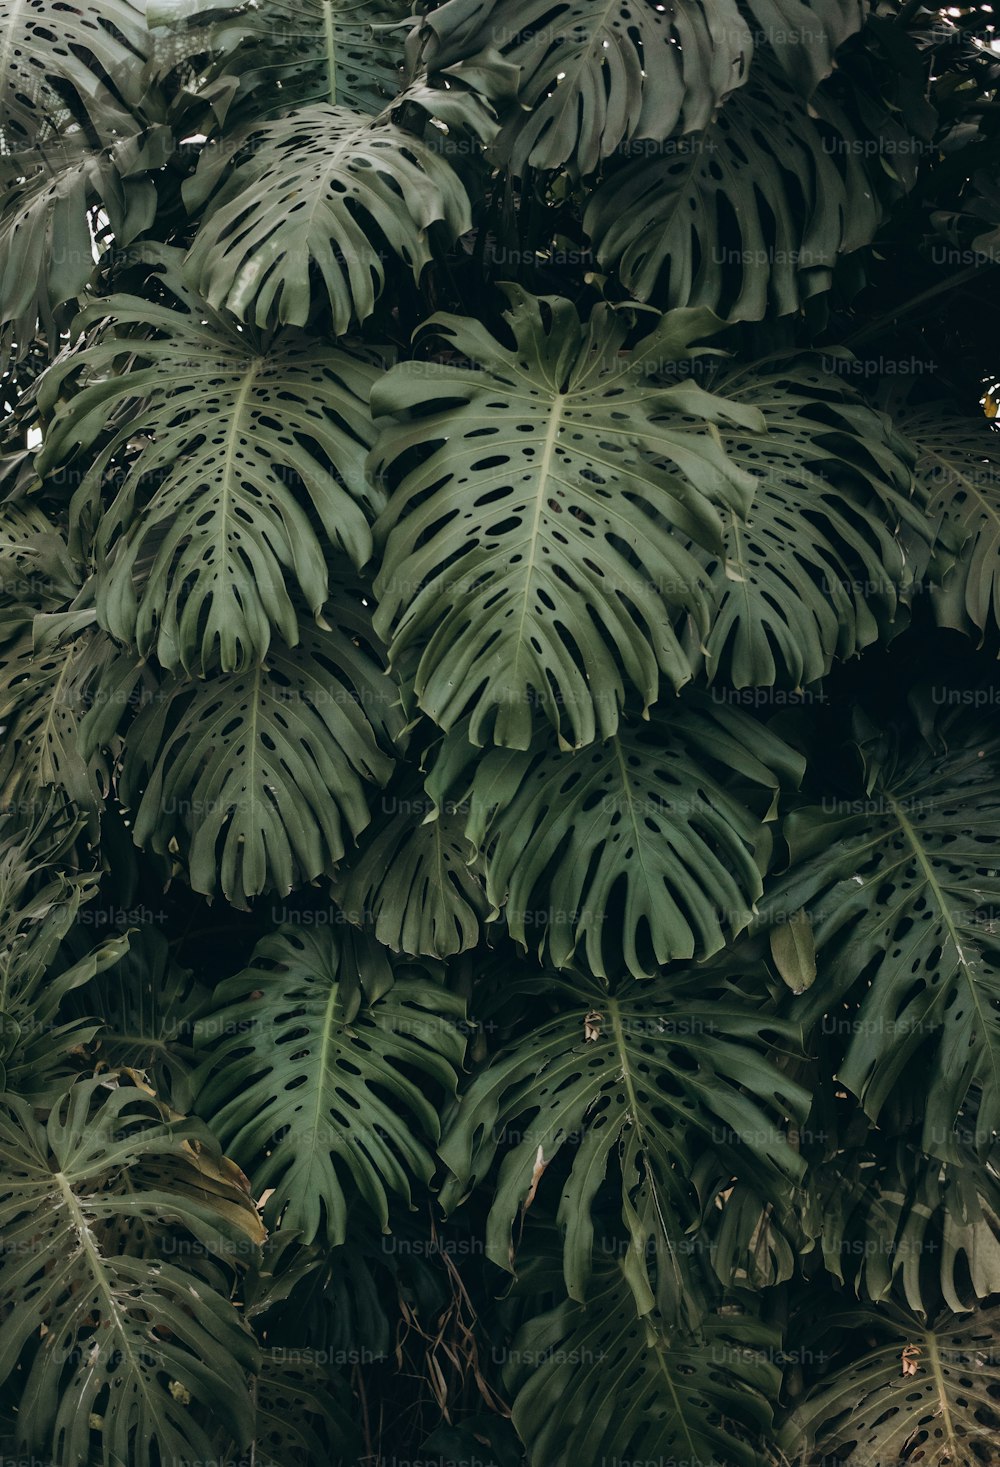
[148,0,408,117]
[0,516,146,836]
[584,58,889,320]
[759,705,1000,1156]
[0,607,144,833]
[0,1075,264,1467]
[812,1126,1000,1318]
[372,293,766,750]
[0,832,129,1098]
[332,771,491,958]
[0,506,73,602]
[506,1253,783,1467]
[743,0,865,93]
[67,927,210,1111]
[117,601,401,907]
[678,357,927,688]
[407,0,753,176]
[901,406,1000,642]
[247,1349,361,1467]
[185,104,474,334]
[0,128,173,369]
[195,926,466,1245]
[0,502,78,607]
[242,1228,397,1365]
[36,257,383,675]
[699,1175,806,1292]
[0,0,149,147]
[782,1301,1000,1467]
[429,695,803,977]
[439,967,807,1317]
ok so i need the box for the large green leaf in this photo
[0,128,173,370]
[185,104,474,334]
[0,606,143,835]
[759,706,1000,1156]
[901,407,1000,642]
[0,0,149,147]
[242,1229,395,1366]
[148,0,409,117]
[584,59,890,320]
[743,0,865,94]
[430,696,803,977]
[0,509,149,843]
[679,357,927,688]
[0,1075,263,1467]
[67,927,210,1112]
[407,0,753,176]
[699,1175,806,1292]
[0,831,128,1099]
[782,1301,1000,1467]
[372,293,766,750]
[332,771,491,958]
[195,926,466,1245]
[36,257,383,675]
[813,1125,1000,1318]
[506,1252,782,1467]
[439,967,807,1317]
[118,601,401,907]
[0,502,78,608]
[247,1349,361,1467]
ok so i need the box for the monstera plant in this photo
[1,0,999,1463]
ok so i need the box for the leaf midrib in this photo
[611,735,658,906]
[511,389,564,692]
[311,978,343,1161]
[924,1326,959,1456]
[607,997,674,1259]
[883,786,1000,1103]
[725,509,758,647]
[35,642,79,771]
[647,1323,704,1466]
[53,1171,167,1432]
[607,997,646,1144]
[219,359,262,593]
[322,0,338,103]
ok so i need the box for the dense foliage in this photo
[1,1,999,1463]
